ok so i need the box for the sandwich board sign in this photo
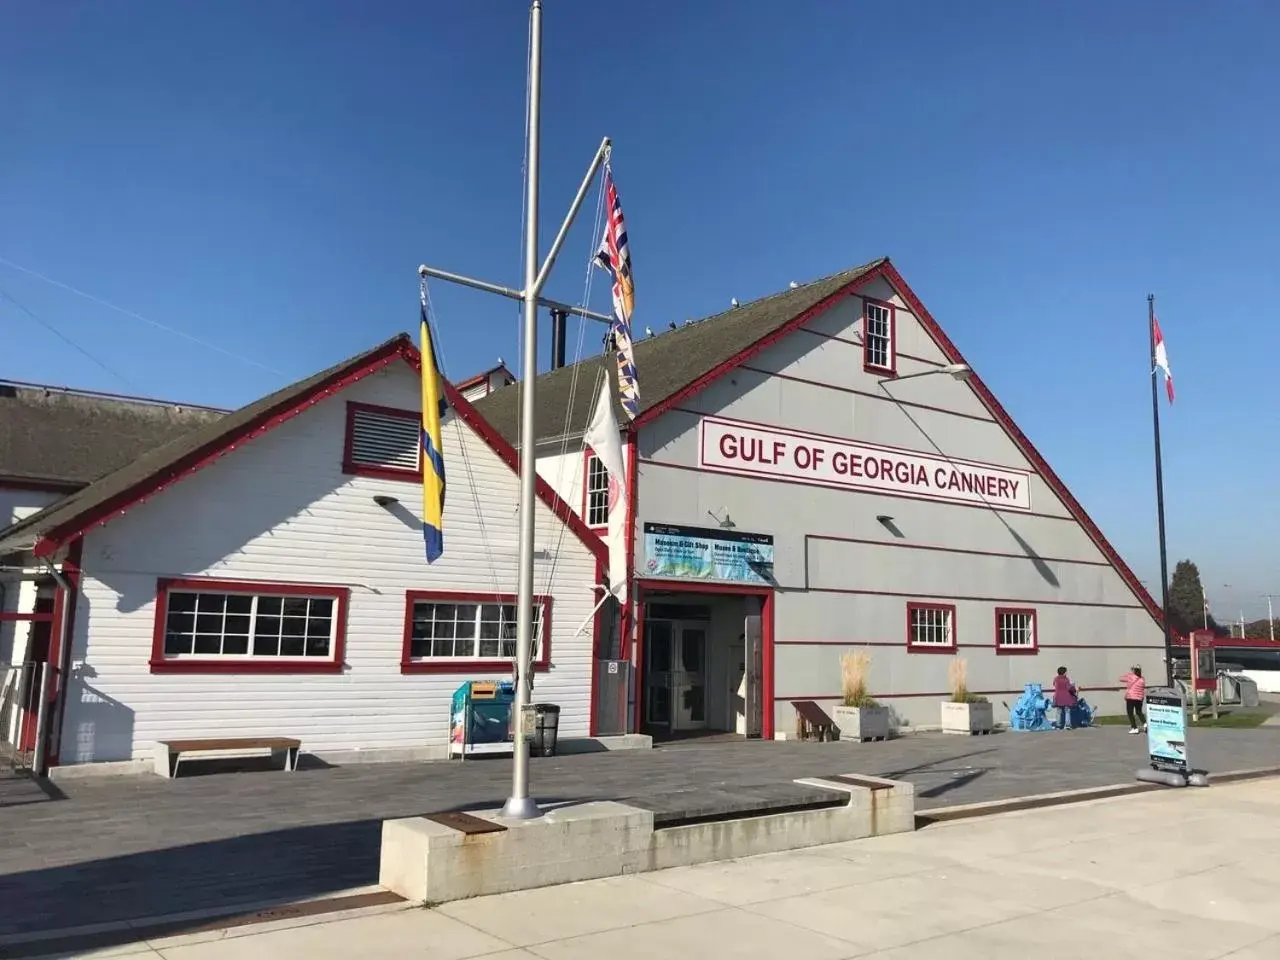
[1146,686,1188,771]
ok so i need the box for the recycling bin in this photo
[532,703,561,757]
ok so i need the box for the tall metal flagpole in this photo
[1149,293,1174,686]
[503,0,544,820]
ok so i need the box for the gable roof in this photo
[477,256,1165,634]
[0,335,604,565]
[0,381,226,491]
[473,258,888,446]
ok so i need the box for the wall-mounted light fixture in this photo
[707,508,736,530]
[883,362,972,384]
[374,495,399,508]
[876,515,894,525]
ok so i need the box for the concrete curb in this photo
[917,764,1280,826]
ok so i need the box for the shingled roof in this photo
[0,336,410,554]
[473,258,887,446]
[0,382,226,490]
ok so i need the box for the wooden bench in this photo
[793,701,837,742]
[153,737,301,778]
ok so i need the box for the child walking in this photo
[1051,666,1077,729]
[1120,665,1146,734]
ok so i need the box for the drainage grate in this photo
[424,811,508,835]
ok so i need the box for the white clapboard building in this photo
[0,334,605,772]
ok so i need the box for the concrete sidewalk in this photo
[79,777,1280,959]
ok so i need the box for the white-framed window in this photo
[863,300,895,373]
[159,585,341,661]
[344,402,420,477]
[405,594,547,663]
[995,608,1038,653]
[584,453,610,527]
[907,602,955,652]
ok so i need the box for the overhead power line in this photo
[0,286,138,389]
[0,254,284,376]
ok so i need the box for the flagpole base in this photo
[501,795,543,820]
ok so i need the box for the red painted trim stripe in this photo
[775,639,1164,650]
[794,325,940,368]
[807,534,1112,568]
[779,685,1126,702]
[737,364,998,425]
[810,585,1142,610]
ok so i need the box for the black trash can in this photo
[532,703,561,757]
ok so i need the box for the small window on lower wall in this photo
[906,602,956,653]
[401,591,552,674]
[150,578,349,674]
[995,607,1038,654]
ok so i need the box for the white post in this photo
[503,0,543,821]
[1268,595,1275,643]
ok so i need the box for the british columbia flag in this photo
[593,166,639,419]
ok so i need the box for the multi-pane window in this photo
[344,403,421,476]
[863,300,894,372]
[585,454,610,527]
[996,609,1037,652]
[407,597,546,661]
[162,589,337,659]
[907,603,955,651]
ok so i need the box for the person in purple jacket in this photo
[1051,666,1078,729]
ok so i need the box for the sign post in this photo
[1145,686,1188,773]
[1189,629,1218,722]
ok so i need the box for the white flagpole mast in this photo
[417,0,611,820]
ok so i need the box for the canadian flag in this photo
[1153,316,1175,405]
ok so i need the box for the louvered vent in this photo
[350,409,420,471]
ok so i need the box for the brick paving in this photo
[1,726,1277,938]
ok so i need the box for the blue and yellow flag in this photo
[419,283,448,562]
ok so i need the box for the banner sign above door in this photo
[643,522,774,585]
[699,416,1033,512]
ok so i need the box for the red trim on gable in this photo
[860,295,898,377]
[32,338,605,570]
[875,261,1165,632]
[34,340,415,556]
[399,589,552,675]
[632,264,894,428]
[341,400,423,482]
[994,606,1040,656]
[148,577,350,675]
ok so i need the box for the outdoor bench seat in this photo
[153,736,301,778]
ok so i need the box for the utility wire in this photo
[0,286,139,389]
[0,254,284,376]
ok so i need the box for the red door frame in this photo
[1,606,56,751]
[633,578,775,740]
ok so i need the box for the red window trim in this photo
[582,448,608,530]
[994,606,1039,655]
[149,577,350,675]
[861,296,898,377]
[400,590,553,675]
[342,401,424,482]
[906,601,957,654]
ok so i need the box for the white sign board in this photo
[698,416,1032,511]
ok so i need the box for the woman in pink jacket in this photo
[1120,666,1146,734]
[1051,666,1077,730]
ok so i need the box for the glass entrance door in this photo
[643,620,673,730]
[673,626,707,730]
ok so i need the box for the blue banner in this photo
[643,523,773,585]
[1146,687,1188,771]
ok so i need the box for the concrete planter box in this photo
[831,704,890,742]
[941,700,994,735]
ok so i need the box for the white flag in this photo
[584,377,628,604]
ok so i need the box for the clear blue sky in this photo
[3,1,1277,616]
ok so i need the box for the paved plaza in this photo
[32,775,1280,959]
[1,726,1278,941]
